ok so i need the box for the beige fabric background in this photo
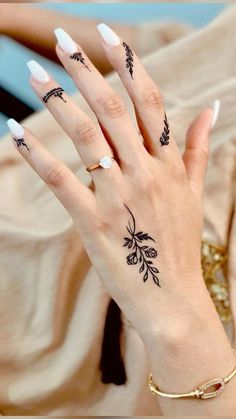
[0,5,235,416]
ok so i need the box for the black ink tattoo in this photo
[123,204,160,287]
[122,42,134,79]
[42,87,66,104]
[13,138,30,152]
[70,52,91,71]
[159,113,170,146]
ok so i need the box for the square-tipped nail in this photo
[7,119,24,139]
[54,28,77,54]
[211,100,220,128]
[27,60,49,83]
[97,23,121,46]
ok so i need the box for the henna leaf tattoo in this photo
[160,113,170,146]
[13,138,30,152]
[42,87,66,103]
[123,204,160,287]
[70,52,91,71]
[123,42,134,79]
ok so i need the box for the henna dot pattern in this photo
[70,52,91,71]
[123,204,160,287]
[122,42,134,79]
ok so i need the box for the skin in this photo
[0,4,137,75]
[9,29,236,415]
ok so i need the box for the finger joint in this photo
[99,94,126,119]
[142,86,163,111]
[75,121,100,146]
[45,164,68,187]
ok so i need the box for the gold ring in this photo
[86,155,115,172]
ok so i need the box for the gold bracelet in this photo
[148,348,236,400]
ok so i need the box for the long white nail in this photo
[97,23,121,46]
[7,119,24,139]
[54,28,77,54]
[27,60,49,83]
[211,99,220,128]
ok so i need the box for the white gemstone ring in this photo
[86,155,115,172]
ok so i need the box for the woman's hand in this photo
[7,24,236,416]
[8,25,217,344]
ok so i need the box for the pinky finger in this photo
[7,119,94,218]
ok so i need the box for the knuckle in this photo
[166,161,186,182]
[75,121,100,145]
[137,170,156,192]
[45,164,68,187]
[99,94,126,119]
[142,86,163,110]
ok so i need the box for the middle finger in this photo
[54,28,148,171]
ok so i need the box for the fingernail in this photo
[54,28,77,54]
[97,23,121,46]
[27,60,50,83]
[211,99,220,128]
[7,119,24,139]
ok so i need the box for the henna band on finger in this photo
[42,87,66,103]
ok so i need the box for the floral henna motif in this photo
[123,204,160,287]
[122,42,134,79]
[13,138,30,152]
[70,52,91,71]
[159,113,170,146]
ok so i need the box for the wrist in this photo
[152,289,218,346]
[141,285,235,393]
[138,271,209,345]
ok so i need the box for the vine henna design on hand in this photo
[123,204,160,287]
[70,52,91,71]
[13,138,30,152]
[42,87,66,104]
[122,42,134,79]
[159,113,170,146]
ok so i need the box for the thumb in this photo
[182,100,220,197]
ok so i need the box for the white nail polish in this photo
[27,60,50,83]
[7,119,24,139]
[54,28,77,54]
[97,23,121,46]
[211,99,221,128]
